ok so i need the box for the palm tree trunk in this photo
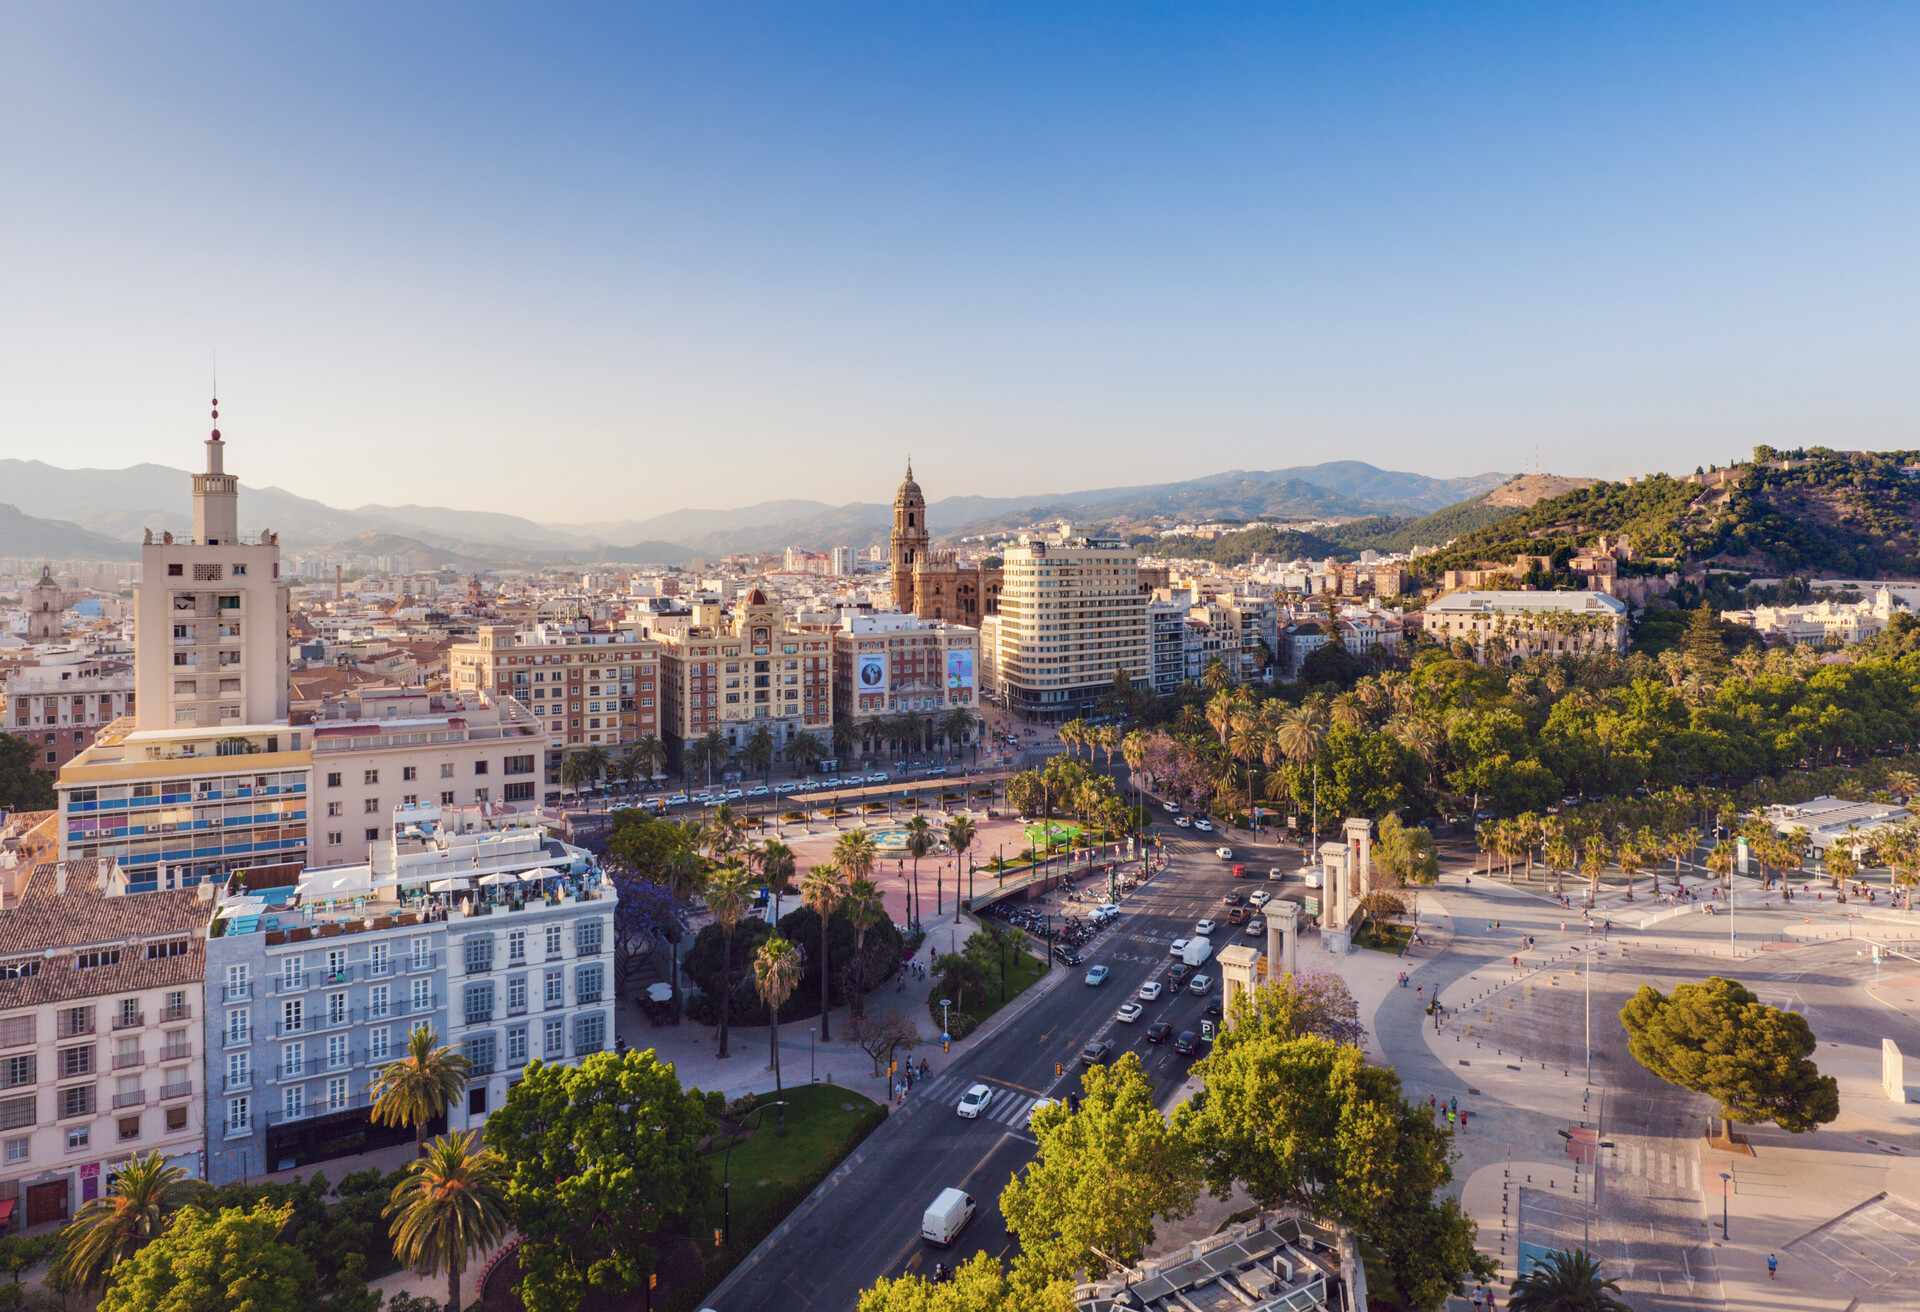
[448,1256,460,1312]
[718,936,733,1058]
[819,920,832,1041]
[911,858,920,926]
[671,938,684,1022]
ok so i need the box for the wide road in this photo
[707,807,1296,1311]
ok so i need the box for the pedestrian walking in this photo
[1446,1109,1455,1127]
[1767,1253,1777,1280]
[1470,1287,1484,1310]
[1449,1095,1457,1113]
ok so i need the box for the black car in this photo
[1168,962,1192,985]
[1173,1030,1198,1056]
[1053,945,1083,967]
[1079,1039,1114,1067]
[1146,1021,1173,1044]
[1204,1002,1223,1022]
[1222,892,1246,907]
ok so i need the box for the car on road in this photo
[1193,818,1213,832]
[1028,1098,1056,1126]
[773,782,799,795]
[1175,816,1193,828]
[1168,938,1188,958]
[1162,801,1180,814]
[1052,945,1083,967]
[1215,847,1234,860]
[1188,973,1212,994]
[747,784,771,797]
[1146,1021,1173,1044]
[1137,980,1163,1001]
[1173,1030,1199,1056]
[1092,903,1120,920]
[956,1083,994,1119]
[724,788,745,800]
[1248,891,1272,907]
[1227,906,1250,925]
[1221,892,1245,906]
[665,793,689,806]
[1079,1039,1114,1066]
[1194,919,1216,936]
[1204,1002,1223,1022]
[1084,965,1110,987]
[1168,961,1192,986]
[1246,917,1265,936]
[868,772,890,784]
[1116,1001,1144,1024]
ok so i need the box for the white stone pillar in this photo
[1265,901,1300,977]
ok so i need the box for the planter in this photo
[287,927,314,942]
[316,924,344,938]
[264,931,287,945]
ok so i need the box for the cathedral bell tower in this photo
[890,459,928,613]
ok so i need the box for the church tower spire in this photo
[890,459,928,613]
[192,388,239,545]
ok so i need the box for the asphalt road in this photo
[707,808,1297,1311]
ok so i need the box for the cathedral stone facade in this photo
[889,463,1002,628]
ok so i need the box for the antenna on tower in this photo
[210,348,221,442]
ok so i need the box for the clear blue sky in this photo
[2,2,1915,524]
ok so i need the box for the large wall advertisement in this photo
[945,648,975,692]
[856,650,889,696]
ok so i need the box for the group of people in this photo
[893,1055,934,1104]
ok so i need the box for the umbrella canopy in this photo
[428,876,473,893]
[647,983,674,1004]
[477,870,524,887]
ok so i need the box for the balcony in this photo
[274,1019,306,1037]
[462,1008,494,1026]
[223,983,254,1002]
[273,1065,306,1083]
[111,1012,144,1032]
[268,1092,370,1128]
[224,1072,253,1093]
[158,1081,193,1102]
[577,991,603,1005]
[160,1003,192,1023]
[159,1042,191,1063]
[112,1090,146,1110]
[112,1051,143,1070]
[223,1118,253,1139]
[57,1016,95,1040]
[222,1028,252,1049]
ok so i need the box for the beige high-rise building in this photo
[993,530,1149,722]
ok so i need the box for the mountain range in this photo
[0,457,1508,568]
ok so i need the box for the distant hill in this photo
[1482,473,1597,509]
[1421,449,1920,579]
[0,503,138,561]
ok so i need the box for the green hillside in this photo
[1144,497,1520,565]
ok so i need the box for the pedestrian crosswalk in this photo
[918,1072,1050,1128]
[1607,1143,1702,1192]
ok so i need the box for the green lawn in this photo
[936,934,1049,1038]
[700,1084,885,1243]
[1024,820,1083,849]
[1353,919,1412,954]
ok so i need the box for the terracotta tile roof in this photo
[0,861,212,1007]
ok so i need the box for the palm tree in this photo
[756,839,796,923]
[1274,703,1327,843]
[785,730,826,774]
[695,728,729,786]
[558,750,593,797]
[370,1026,471,1153]
[904,814,934,927]
[706,864,753,1059]
[384,1129,512,1312]
[1705,839,1736,893]
[704,802,747,862]
[1201,657,1232,694]
[661,847,704,1021]
[840,874,884,1016]
[834,828,878,884]
[799,860,845,1040]
[753,934,804,1109]
[54,1150,198,1289]
[743,725,776,785]
[945,813,977,906]
[941,708,977,760]
[830,717,857,765]
[631,733,666,786]
[1507,1247,1631,1311]
[1204,691,1237,749]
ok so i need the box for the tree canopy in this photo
[1620,976,1839,1133]
[98,1202,317,1312]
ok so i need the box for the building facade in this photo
[992,531,1150,721]
[202,806,609,1184]
[1423,590,1629,661]
[0,859,211,1228]
[639,590,834,762]
[4,651,134,772]
[888,464,1003,627]
[829,613,979,755]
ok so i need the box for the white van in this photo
[922,1187,977,1246]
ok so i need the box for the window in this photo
[370,1027,390,1063]
[226,1096,250,1136]
[544,969,564,1007]
[146,938,190,961]
[281,999,303,1035]
[1,1055,33,1089]
[327,1034,348,1070]
[231,563,246,576]
[504,755,534,776]
[116,998,140,1028]
[543,1018,565,1058]
[0,1015,31,1047]
[326,992,347,1026]
[575,1011,607,1055]
[440,763,455,779]
[167,563,183,577]
[225,1009,249,1045]
[4,1136,27,1163]
[439,791,455,806]
[281,959,305,990]
[283,1086,305,1121]
[364,798,380,814]
[363,770,379,786]
[327,802,342,817]
[58,1085,95,1119]
[326,772,342,788]
[0,1098,33,1132]
[326,1076,348,1111]
[58,1046,94,1078]
[369,985,390,1019]
[544,925,562,959]
[504,781,535,803]
[327,831,343,847]
[575,921,603,956]
[75,949,121,970]
[166,1105,188,1131]
[507,975,527,1013]
[402,766,417,782]
[66,1127,90,1152]
[366,827,380,842]
[463,935,493,976]
[576,964,603,1003]
[228,1050,253,1089]
[507,1028,528,1066]
[409,937,431,970]
[410,977,431,1013]
[508,930,526,963]
[370,943,390,976]
[119,1116,141,1142]
[473,760,488,776]
[464,983,494,1024]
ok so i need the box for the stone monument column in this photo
[1344,817,1373,902]
[1218,944,1260,1025]
[1319,838,1352,954]
[1265,900,1300,978]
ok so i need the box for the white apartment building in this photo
[1422,590,1629,662]
[0,859,211,1229]
[202,805,609,1184]
[994,531,1149,722]
[1723,588,1907,646]
[306,687,546,867]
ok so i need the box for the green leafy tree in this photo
[54,1150,200,1290]
[98,1202,318,1312]
[857,1252,1076,1312]
[384,1130,511,1312]
[1000,1053,1199,1286]
[484,1050,714,1312]
[1507,1247,1632,1311]
[0,733,55,811]
[1620,977,1839,1133]
[370,1026,470,1153]
[1373,812,1439,885]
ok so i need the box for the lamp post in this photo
[809,1027,816,1084]
[1584,925,1594,1088]
[1720,1171,1732,1240]
[939,996,951,1052]
[722,1099,787,1249]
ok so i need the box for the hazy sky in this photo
[2,3,1916,524]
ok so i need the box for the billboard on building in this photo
[856,651,888,695]
[946,648,975,692]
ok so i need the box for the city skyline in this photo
[4,3,1917,520]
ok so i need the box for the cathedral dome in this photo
[894,460,924,506]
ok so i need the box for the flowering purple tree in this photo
[613,873,685,992]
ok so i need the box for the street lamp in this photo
[809,1027,816,1084]
[939,996,952,1052]
[1720,1171,1732,1239]
[722,1100,788,1249]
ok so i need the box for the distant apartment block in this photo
[449,623,661,780]
[1423,590,1628,661]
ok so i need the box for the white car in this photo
[1162,801,1179,814]
[1216,847,1234,860]
[1175,816,1192,828]
[747,784,771,797]
[956,1083,994,1119]
[1248,891,1272,908]
[1137,981,1163,1001]
[1193,919,1217,937]
[1188,973,1213,995]
[1116,1002,1144,1023]
[1028,1097,1057,1126]
[1168,938,1189,958]
[1193,818,1214,832]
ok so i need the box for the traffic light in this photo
[1054,1061,1064,1078]
[713,1228,725,1249]
[650,1274,659,1291]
